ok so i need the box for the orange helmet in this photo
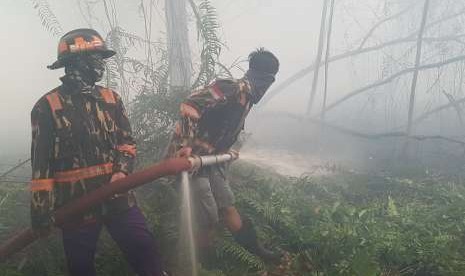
[48,28,116,70]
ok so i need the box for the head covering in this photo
[248,48,280,76]
[48,28,115,70]
[246,48,280,104]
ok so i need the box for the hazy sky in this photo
[0,0,327,156]
[2,0,462,165]
[1,0,61,156]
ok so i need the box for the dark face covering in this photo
[245,69,276,104]
[61,54,106,93]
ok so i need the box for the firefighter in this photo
[166,48,281,262]
[30,28,163,276]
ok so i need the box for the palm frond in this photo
[110,27,164,49]
[189,0,223,88]
[216,238,265,271]
[30,0,63,37]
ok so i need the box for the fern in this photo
[104,27,169,101]
[30,0,63,37]
[216,238,265,271]
[129,45,175,161]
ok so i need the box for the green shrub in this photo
[3,164,465,275]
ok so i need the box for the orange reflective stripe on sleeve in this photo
[117,144,137,157]
[209,83,225,101]
[180,103,201,119]
[100,88,116,104]
[45,92,63,112]
[54,163,113,183]
[30,179,54,192]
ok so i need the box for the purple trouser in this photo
[61,206,163,276]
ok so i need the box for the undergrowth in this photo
[2,163,465,275]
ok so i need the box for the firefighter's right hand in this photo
[175,147,193,158]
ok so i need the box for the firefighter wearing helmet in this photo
[30,29,164,276]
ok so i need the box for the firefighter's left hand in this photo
[110,172,127,182]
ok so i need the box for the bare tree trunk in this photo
[306,0,330,116]
[406,0,431,135]
[321,0,335,121]
[165,0,192,89]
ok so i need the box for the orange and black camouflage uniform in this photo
[167,78,252,157]
[30,82,136,228]
[166,78,252,227]
[34,28,164,276]
[166,50,281,263]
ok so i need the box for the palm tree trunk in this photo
[165,0,192,89]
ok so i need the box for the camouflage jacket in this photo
[166,78,253,157]
[30,83,136,229]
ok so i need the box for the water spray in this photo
[179,152,238,276]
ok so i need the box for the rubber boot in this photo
[232,217,282,263]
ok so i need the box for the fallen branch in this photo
[322,55,465,113]
[260,111,465,147]
[259,34,465,107]
[0,180,30,184]
[259,8,465,107]
[0,159,31,179]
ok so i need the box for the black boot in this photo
[232,217,282,263]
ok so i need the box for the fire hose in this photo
[0,153,238,262]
